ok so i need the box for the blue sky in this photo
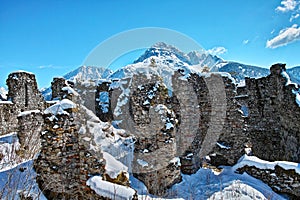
[1,0,300,87]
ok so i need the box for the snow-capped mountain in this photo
[0,87,8,100]
[110,42,228,85]
[134,42,223,68]
[218,62,300,85]
[41,44,300,101]
[134,43,300,85]
[63,65,112,83]
[109,43,217,97]
[187,50,223,67]
[42,66,113,100]
[218,62,270,84]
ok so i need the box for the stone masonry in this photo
[0,72,46,159]
[34,107,106,199]
[102,63,300,197]
[236,165,300,199]
[0,72,45,136]
[0,64,299,198]
[237,63,300,163]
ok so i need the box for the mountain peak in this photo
[63,66,113,83]
[151,42,183,52]
[134,42,223,68]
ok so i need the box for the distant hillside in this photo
[218,62,270,84]
[287,66,300,84]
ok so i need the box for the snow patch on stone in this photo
[233,155,300,174]
[103,152,128,179]
[44,99,76,115]
[87,176,135,200]
[62,86,79,96]
[137,159,149,167]
[18,110,40,117]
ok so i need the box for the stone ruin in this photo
[94,63,300,197]
[35,77,134,199]
[0,63,299,199]
[0,72,133,199]
[237,63,300,163]
[34,106,107,199]
[0,72,45,159]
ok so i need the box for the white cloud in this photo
[38,65,51,69]
[207,47,227,55]
[38,65,65,69]
[271,29,275,34]
[290,13,300,21]
[276,0,298,12]
[266,24,300,48]
[243,40,249,45]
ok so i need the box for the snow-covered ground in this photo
[0,133,22,172]
[166,166,285,200]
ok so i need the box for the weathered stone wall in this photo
[75,81,97,114]
[108,64,300,196]
[0,102,17,135]
[35,77,135,199]
[236,165,300,199]
[109,71,247,195]
[1,64,299,198]
[6,72,45,112]
[237,64,300,163]
[51,77,68,100]
[0,72,46,137]
[193,74,247,167]
[127,74,181,195]
[17,110,43,159]
[0,73,134,199]
[34,108,106,200]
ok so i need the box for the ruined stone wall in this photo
[173,72,247,171]
[52,78,108,119]
[51,77,68,100]
[123,74,181,196]
[200,75,247,167]
[6,72,45,112]
[107,64,300,196]
[236,165,300,199]
[0,73,133,199]
[109,71,248,195]
[17,110,44,159]
[34,109,106,200]
[237,64,300,163]
[35,77,131,199]
[0,72,45,139]
[0,103,18,135]
[74,82,97,114]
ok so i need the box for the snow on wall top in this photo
[87,176,135,200]
[18,110,41,117]
[44,99,76,115]
[233,155,300,175]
